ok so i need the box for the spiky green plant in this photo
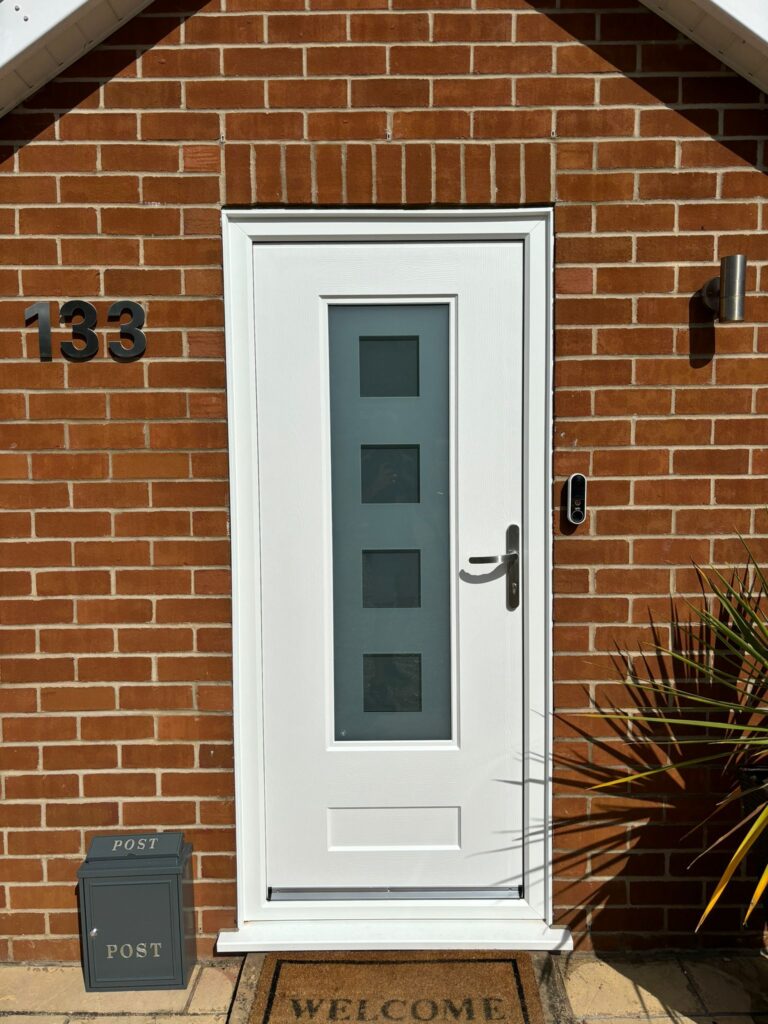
[590,543,768,931]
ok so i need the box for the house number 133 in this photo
[24,300,147,362]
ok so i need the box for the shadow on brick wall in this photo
[526,0,767,175]
[553,602,766,952]
[0,1,213,149]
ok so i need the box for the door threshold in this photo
[217,919,572,952]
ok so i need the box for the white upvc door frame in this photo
[217,207,569,953]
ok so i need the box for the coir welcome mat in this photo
[249,952,544,1024]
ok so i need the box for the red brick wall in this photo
[1,0,766,958]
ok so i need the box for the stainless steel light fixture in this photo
[702,254,747,322]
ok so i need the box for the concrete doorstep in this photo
[1,953,767,1024]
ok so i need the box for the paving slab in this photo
[0,1018,68,1024]
[228,953,266,1024]
[0,964,199,1013]
[682,957,768,1015]
[560,957,704,1020]
[187,965,239,1014]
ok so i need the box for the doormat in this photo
[248,952,544,1024]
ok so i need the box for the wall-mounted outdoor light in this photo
[701,254,747,322]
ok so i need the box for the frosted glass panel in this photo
[363,654,422,712]
[361,445,420,503]
[362,550,421,608]
[329,304,450,741]
[359,336,419,397]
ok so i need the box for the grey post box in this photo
[77,832,195,992]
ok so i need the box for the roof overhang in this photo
[0,0,154,120]
[0,0,765,122]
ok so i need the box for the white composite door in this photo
[253,240,525,897]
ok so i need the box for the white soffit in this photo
[0,0,154,120]
[640,0,768,94]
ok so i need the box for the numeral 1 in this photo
[25,301,52,361]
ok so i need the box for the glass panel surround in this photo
[329,304,450,741]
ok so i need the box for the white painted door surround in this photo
[218,209,568,952]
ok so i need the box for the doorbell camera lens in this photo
[566,474,588,526]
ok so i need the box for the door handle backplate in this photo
[468,524,520,611]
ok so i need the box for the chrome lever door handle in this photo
[467,525,520,611]
[468,553,518,565]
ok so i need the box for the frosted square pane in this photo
[362,550,421,608]
[359,336,419,397]
[363,654,422,713]
[361,446,419,504]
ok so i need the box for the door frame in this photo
[217,207,569,952]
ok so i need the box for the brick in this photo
[41,687,114,712]
[59,113,137,141]
[228,112,304,144]
[270,79,346,109]
[557,108,635,138]
[0,600,73,626]
[77,657,152,683]
[119,685,193,710]
[474,45,551,75]
[186,14,264,43]
[142,175,221,203]
[75,541,150,566]
[77,599,153,625]
[115,510,190,537]
[390,46,470,75]
[307,47,386,76]
[46,803,119,828]
[81,716,154,741]
[596,204,675,235]
[83,773,157,797]
[268,14,345,42]
[187,80,266,109]
[596,266,675,294]
[353,79,430,108]
[122,744,194,769]
[37,570,111,595]
[118,628,193,653]
[309,112,386,141]
[101,206,181,235]
[516,11,595,43]
[520,77,594,107]
[640,172,718,200]
[351,14,429,41]
[101,144,179,173]
[226,46,304,77]
[474,109,550,139]
[434,13,510,41]
[143,48,221,78]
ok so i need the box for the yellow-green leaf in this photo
[696,805,768,931]
[743,861,768,925]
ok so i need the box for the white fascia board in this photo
[641,0,768,93]
[0,0,154,120]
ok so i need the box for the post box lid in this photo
[85,832,184,862]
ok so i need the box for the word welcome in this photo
[289,998,510,1022]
